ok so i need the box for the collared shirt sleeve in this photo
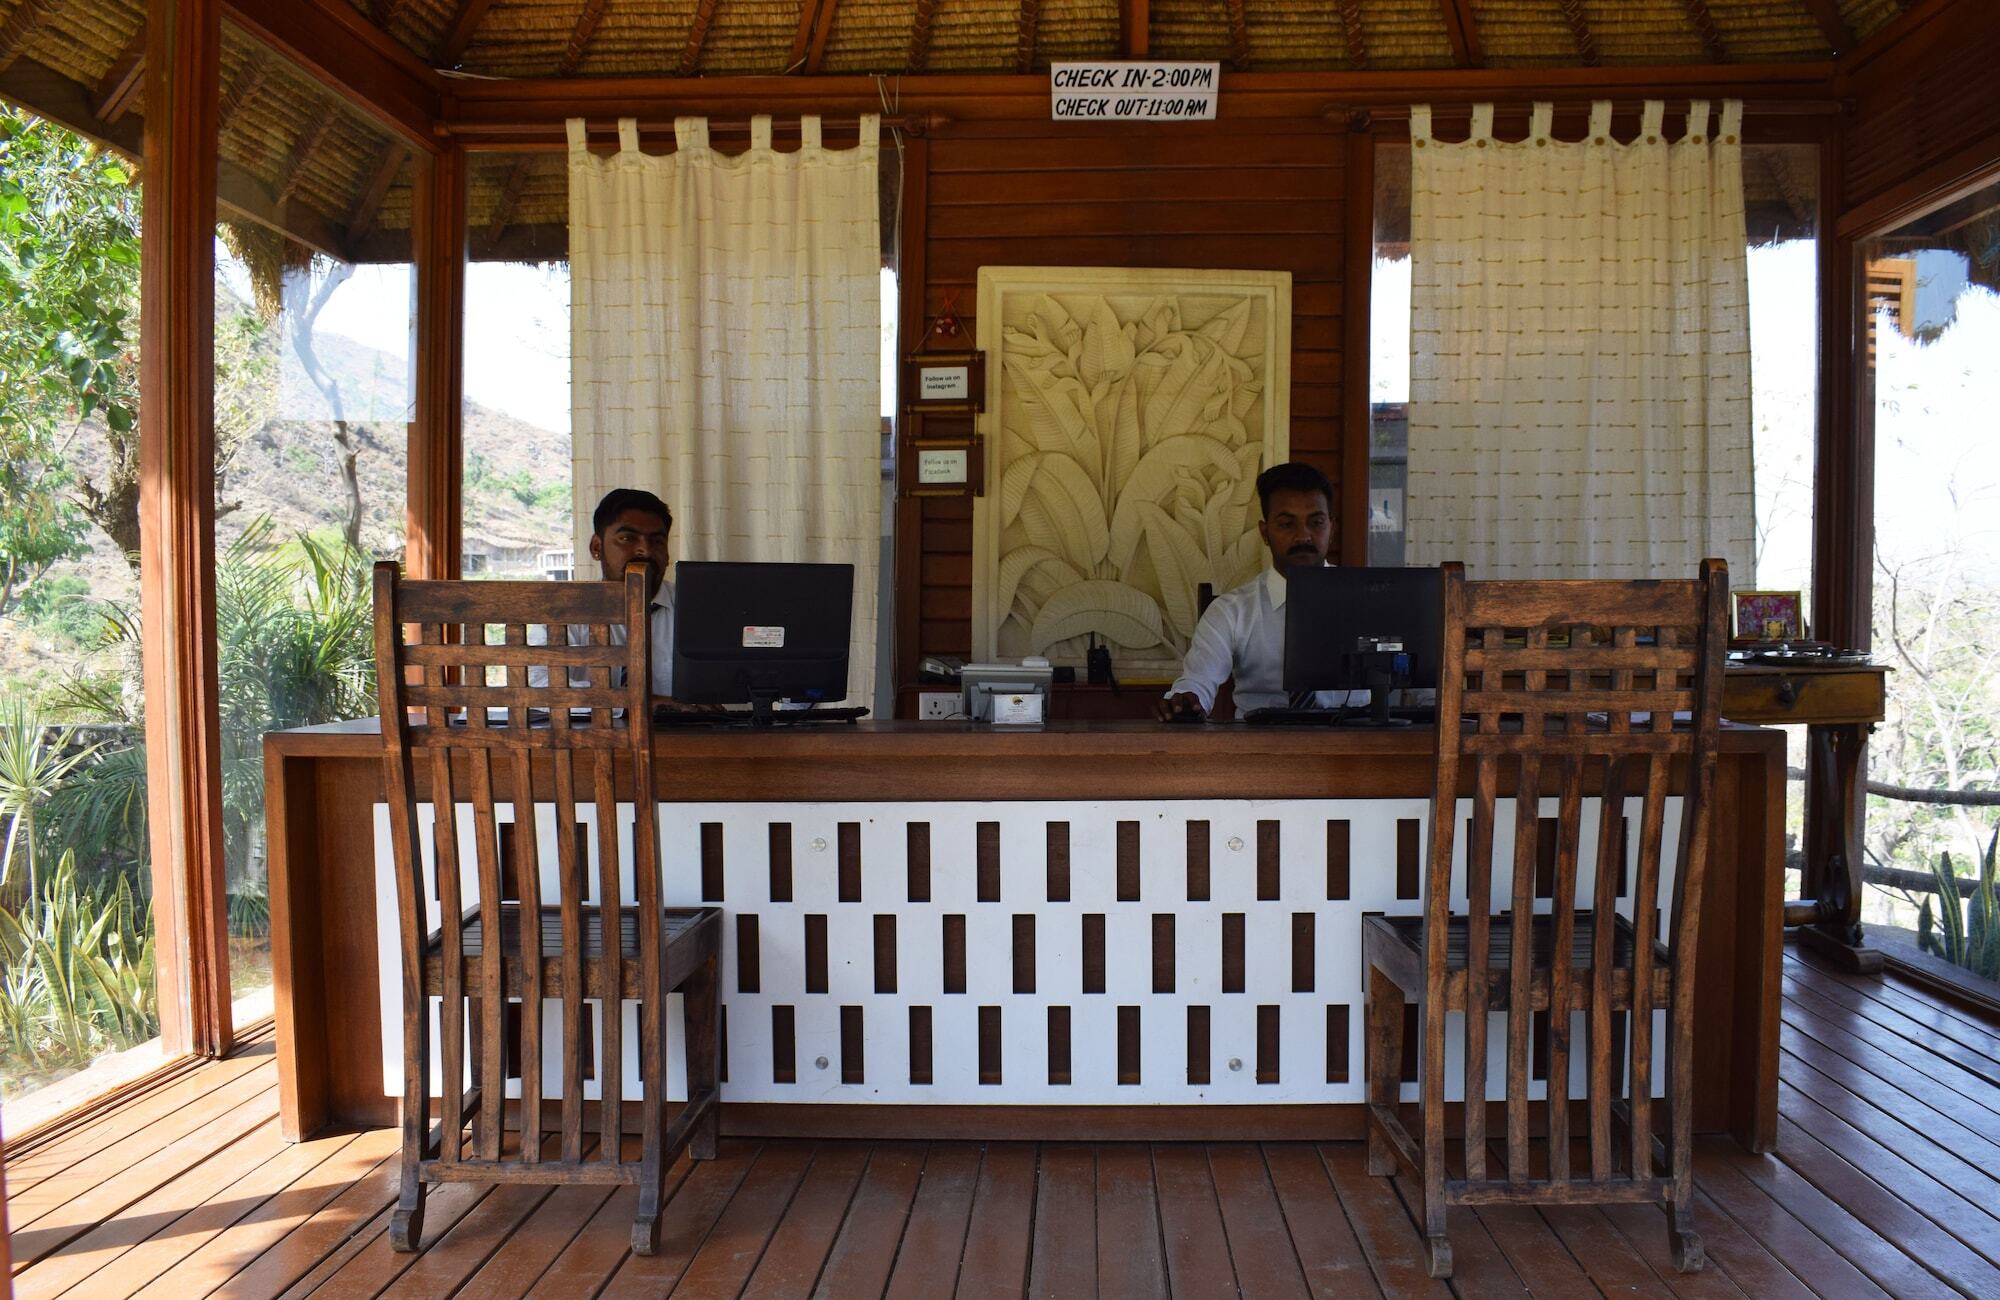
[1166,600,1238,712]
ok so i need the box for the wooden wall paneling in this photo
[140,0,230,1058]
[408,148,466,579]
[1340,125,1373,565]
[910,116,1348,680]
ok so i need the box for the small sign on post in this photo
[1050,62,1220,121]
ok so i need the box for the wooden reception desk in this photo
[265,720,1785,1150]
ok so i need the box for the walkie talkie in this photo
[1086,633,1116,688]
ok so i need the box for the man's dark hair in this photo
[591,488,673,537]
[1254,461,1334,517]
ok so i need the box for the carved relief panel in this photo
[973,267,1293,678]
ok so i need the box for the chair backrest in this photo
[370,561,664,1171]
[1424,560,1727,1188]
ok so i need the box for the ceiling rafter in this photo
[274,112,334,208]
[1556,0,1598,67]
[1436,0,1481,68]
[346,145,408,242]
[1225,0,1250,70]
[1798,0,1854,54]
[434,0,498,66]
[556,0,609,77]
[1681,0,1729,63]
[216,53,268,139]
[1762,148,1813,224]
[0,0,67,75]
[907,0,937,72]
[1016,0,1040,74]
[1120,0,1149,60]
[488,157,535,247]
[370,0,406,28]
[1337,0,1367,69]
[678,0,720,76]
[91,31,145,123]
[788,0,840,75]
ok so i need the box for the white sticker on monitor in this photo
[742,625,785,648]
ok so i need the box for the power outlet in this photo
[918,691,960,721]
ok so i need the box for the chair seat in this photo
[421,903,720,999]
[1362,911,1673,1011]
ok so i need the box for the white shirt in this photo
[1165,567,1358,718]
[527,581,676,696]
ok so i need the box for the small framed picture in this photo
[1733,590,1804,643]
[903,350,986,413]
[898,434,984,498]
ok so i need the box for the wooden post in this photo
[1802,119,1883,973]
[1341,122,1374,566]
[139,0,231,1056]
[892,125,930,714]
[408,147,466,579]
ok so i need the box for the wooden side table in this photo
[1722,662,1890,973]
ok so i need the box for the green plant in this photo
[0,699,100,903]
[1918,827,2000,979]
[228,883,271,939]
[18,574,105,646]
[0,850,157,1090]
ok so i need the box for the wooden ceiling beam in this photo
[274,113,333,207]
[370,0,406,27]
[1436,0,1481,68]
[1225,0,1250,71]
[789,0,840,74]
[215,53,268,138]
[556,0,609,77]
[1798,0,1854,54]
[434,0,497,65]
[346,145,407,242]
[1121,0,1149,60]
[222,0,440,151]
[1556,0,1598,67]
[1681,0,1729,63]
[0,0,67,75]
[907,0,937,72]
[92,31,147,123]
[1016,0,1039,74]
[678,0,720,77]
[1337,0,1366,69]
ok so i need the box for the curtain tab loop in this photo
[675,117,707,151]
[1529,102,1553,143]
[1640,100,1665,143]
[1469,103,1494,142]
[1686,100,1711,143]
[1719,100,1743,145]
[859,113,880,150]
[751,115,774,149]
[565,117,589,155]
[1410,104,1433,143]
[799,115,821,149]
[618,118,640,153]
[1587,101,1612,145]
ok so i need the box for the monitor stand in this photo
[1337,669,1412,728]
[746,688,783,726]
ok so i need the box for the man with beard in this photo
[1156,461,1349,721]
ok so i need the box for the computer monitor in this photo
[1282,565,1444,726]
[672,561,853,721]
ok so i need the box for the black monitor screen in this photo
[1283,565,1444,696]
[672,561,853,707]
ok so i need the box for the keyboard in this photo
[652,705,870,727]
[1243,705,1439,726]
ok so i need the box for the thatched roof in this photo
[0,0,1898,272]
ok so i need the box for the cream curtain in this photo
[566,115,882,702]
[1405,100,1754,582]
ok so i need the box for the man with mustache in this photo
[1156,461,1344,721]
[531,487,712,711]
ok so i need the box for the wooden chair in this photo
[371,561,722,1255]
[1362,560,1727,1278]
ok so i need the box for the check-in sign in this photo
[1050,62,1219,121]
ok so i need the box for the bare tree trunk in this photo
[287,261,364,551]
[74,431,142,571]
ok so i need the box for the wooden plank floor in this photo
[9,947,2000,1298]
